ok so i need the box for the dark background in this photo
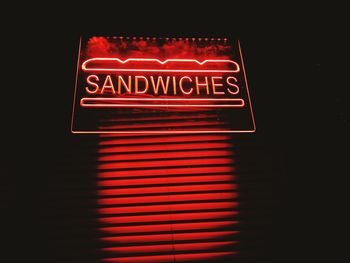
[2,3,348,263]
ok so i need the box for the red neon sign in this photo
[71,36,256,133]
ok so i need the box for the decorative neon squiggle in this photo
[82,58,240,73]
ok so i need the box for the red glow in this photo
[99,211,238,224]
[100,220,238,234]
[98,174,236,187]
[98,192,238,206]
[175,251,237,262]
[98,166,234,179]
[98,120,226,130]
[99,134,230,145]
[102,241,236,253]
[98,149,232,162]
[99,141,231,153]
[86,37,233,60]
[97,157,233,170]
[99,114,220,125]
[98,201,238,214]
[94,102,239,261]
[103,254,173,263]
[102,251,237,263]
[98,184,237,197]
[100,230,238,243]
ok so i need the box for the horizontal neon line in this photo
[100,230,238,243]
[81,98,245,108]
[83,98,243,101]
[84,69,237,73]
[72,130,256,134]
[98,201,238,214]
[82,104,243,108]
[82,104,244,108]
[82,58,240,73]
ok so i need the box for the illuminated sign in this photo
[71,36,256,133]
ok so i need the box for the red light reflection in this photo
[96,129,239,262]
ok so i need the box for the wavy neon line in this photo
[82,58,240,73]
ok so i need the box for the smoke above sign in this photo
[71,36,256,133]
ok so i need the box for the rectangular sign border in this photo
[70,38,256,134]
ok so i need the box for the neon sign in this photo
[71,36,256,133]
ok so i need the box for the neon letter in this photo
[195,77,209,95]
[211,76,224,95]
[135,76,149,94]
[101,75,116,94]
[85,75,100,94]
[150,76,170,95]
[172,76,177,95]
[226,76,240,95]
[118,76,132,94]
[179,76,193,95]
